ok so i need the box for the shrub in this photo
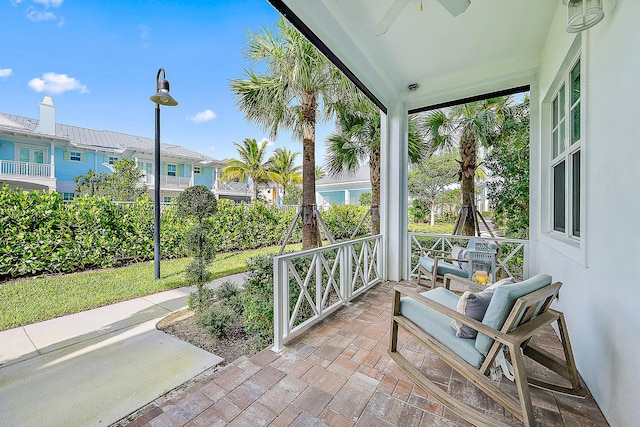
[197,305,238,338]
[322,204,369,240]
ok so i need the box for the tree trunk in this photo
[459,130,477,236]
[370,144,381,235]
[430,201,436,226]
[301,91,319,249]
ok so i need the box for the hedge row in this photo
[0,186,370,280]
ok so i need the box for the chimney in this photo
[36,96,56,136]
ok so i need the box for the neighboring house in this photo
[0,96,246,202]
[270,1,638,425]
[315,165,371,206]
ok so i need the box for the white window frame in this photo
[108,156,119,165]
[167,164,177,177]
[16,145,47,164]
[69,150,82,162]
[550,57,582,241]
[193,166,202,174]
[540,39,586,265]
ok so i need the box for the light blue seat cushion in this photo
[399,287,485,368]
[475,273,553,356]
[418,256,468,278]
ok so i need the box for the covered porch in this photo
[123,279,608,426]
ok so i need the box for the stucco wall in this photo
[533,1,639,425]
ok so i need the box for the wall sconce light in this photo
[563,0,605,33]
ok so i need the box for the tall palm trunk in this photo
[459,130,477,236]
[370,144,381,235]
[301,91,319,249]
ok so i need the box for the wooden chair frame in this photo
[388,282,586,426]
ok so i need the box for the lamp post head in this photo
[150,68,178,106]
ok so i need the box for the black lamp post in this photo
[149,68,178,280]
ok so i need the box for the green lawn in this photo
[408,221,456,234]
[0,243,301,331]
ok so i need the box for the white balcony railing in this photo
[273,234,383,351]
[0,160,51,178]
[409,232,530,280]
[216,180,250,194]
[146,174,193,188]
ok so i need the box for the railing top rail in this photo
[409,232,529,245]
[274,234,382,261]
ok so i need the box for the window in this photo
[108,156,119,165]
[167,164,177,177]
[193,166,202,174]
[550,58,581,239]
[62,192,75,201]
[163,196,174,203]
[69,151,82,162]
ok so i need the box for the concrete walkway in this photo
[0,273,245,427]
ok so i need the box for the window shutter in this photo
[177,164,181,176]
[164,163,168,175]
[81,152,86,162]
[64,150,70,161]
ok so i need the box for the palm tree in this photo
[421,97,507,235]
[267,148,302,202]
[221,138,269,201]
[326,100,425,235]
[230,17,354,249]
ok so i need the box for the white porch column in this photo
[50,141,55,178]
[381,101,409,281]
[344,189,350,204]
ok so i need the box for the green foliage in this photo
[176,186,217,284]
[321,204,370,240]
[0,186,176,279]
[282,184,301,205]
[241,254,276,347]
[197,305,239,339]
[188,284,217,312]
[485,98,530,237]
[74,159,147,201]
[358,192,371,206]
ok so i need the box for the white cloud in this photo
[32,0,63,7]
[27,9,56,22]
[188,109,217,123]
[0,68,13,79]
[262,137,274,147]
[28,72,88,95]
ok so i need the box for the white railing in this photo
[146,174,193,188]
[0,160,51,177]
[273,234,383,351]
[409,233,530,280]
[216,180,250,193]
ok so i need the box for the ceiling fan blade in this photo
[437,0,471,17]
[375,0,411,36]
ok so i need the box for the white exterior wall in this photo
[533,2,639,425]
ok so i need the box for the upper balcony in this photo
[0,160,55,190]
[144,174,193,190]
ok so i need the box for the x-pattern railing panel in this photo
[409,233,529,281]
[273,235,383,351]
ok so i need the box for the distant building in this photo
[0,96,249,202]
[315,166,371,206]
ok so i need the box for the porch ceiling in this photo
[270,0,558,111]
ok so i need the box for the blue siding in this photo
[194,166,213,187]
[0,140,15,160]
[54,147,96,181]
[319,190,346,205]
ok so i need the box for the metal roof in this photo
[316,165,370,187]
[0,113,219,164]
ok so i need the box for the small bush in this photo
[188,285,217,311]
[197,305,238,338]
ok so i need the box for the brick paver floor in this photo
[116,280,609,426]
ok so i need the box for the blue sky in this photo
[0,0,334,163]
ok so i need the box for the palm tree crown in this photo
[230,16,355,248]
[267,148,302,200]
[221,138,270,201]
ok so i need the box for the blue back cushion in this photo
[475,273,553,355]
